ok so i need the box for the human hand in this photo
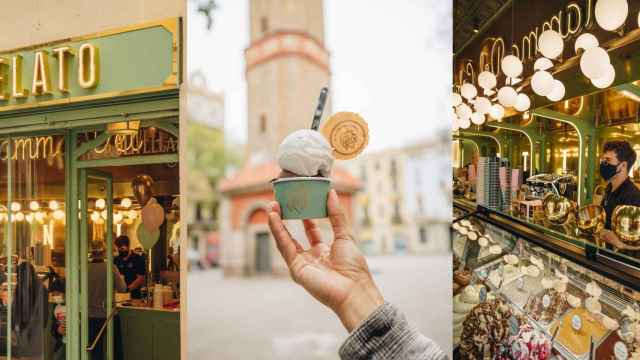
[600,230,627,250]
[268,189,384,332]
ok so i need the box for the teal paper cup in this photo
[272,177,332,219]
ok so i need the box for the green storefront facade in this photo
[0,18,182,360]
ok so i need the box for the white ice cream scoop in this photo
[277,129,335,177]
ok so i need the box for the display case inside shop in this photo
[452,209,640,360]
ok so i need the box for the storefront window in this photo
[6,134,66,359]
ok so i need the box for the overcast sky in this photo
[187,0,452,152]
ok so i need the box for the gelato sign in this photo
[0,18,179,112]
[0,44,99,99]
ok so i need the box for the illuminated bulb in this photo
[515,94,531,112]
[29,201,39,211]
[451,93,462,107]
[101,210,108,219]
[592,64,616,88]
[531,71,555,96]
[547,80,566,101]
[477,71,497,90]
[53,210,65,221]
[49,200,59,210]
[458,117,471,129]
[580,47,610,79]
[471,112,485,125]
[25,213,34,224]
[120,198,132,209]
[35,211,45,223]
[15,212,24,222]
[575,33,599,53]
[501,55,523,78]
[95,198,106,210]
[461,83,477,100]
[10,202,20,212]
[124,218,134,225]
[497,86,518,107]
[538,30,564,59]
[474,97,492,114]
[489,104,505,120]
[534,58,554,71]
[96,218,105,225]
[595,0,628,31]
[127,210,138,220]
[90,211,100,222]
[456,103,472,121]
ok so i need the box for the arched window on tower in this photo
[260,16,269,34]
[259,114,267,134]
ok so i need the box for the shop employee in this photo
[114,235,146,299]
[599,140,640,255]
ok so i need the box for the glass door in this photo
[79,169,114,360]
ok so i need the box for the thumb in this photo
[327,189,351,241]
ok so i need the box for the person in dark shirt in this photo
[113,236,146,299]
[599,140,640,257]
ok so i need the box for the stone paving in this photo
[188,254,452,359]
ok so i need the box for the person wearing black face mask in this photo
[599,141,640,256]
[113,235,146,299]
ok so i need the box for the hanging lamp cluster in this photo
[452,0,635,132]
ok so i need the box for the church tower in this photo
[245,0,332,160]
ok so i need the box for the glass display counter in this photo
[453,200,640,359]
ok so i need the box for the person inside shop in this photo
[12,261,48,359]
[268,189,446,360]
[599,140,640,257]
[88,243,127,360]
[114,235,146,299]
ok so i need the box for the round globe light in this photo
[91,211,100,222]
[538,30,564,59]
[592,64,616,88]
[10,202,20,212]
[531,70,555,96]
[459,117,471,129]
[461,83,478,100]
[490,104,505,120]
[574,33,599,53]
[25,213,34,224]
[456,103,472,120]
[95,198,106,210]
[15,212,24,222]
[547,80,566,101]
[49,200,59,210]
[120,197,132,209]
[53,210,65,221]
[471,112,485,125]
[515,94,531,112]
[474,97,492,114]
[501,55,523,78]
[580,47,610,79]
[497,86,518,107]
[595,0,628,31]
[35,211,45,223]
[478,71,497,90]
[452,92,462,107]
[29,201,39,211]
[534,57,554,71]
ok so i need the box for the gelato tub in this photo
[273,177,331,219]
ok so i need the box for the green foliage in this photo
[186,121,241,204]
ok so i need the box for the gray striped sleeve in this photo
[339,302,448,360]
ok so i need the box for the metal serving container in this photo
[543,193,575,225]
[612,205,640,246]
[577,204,605,237]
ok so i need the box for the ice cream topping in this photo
[277,129,335,177]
